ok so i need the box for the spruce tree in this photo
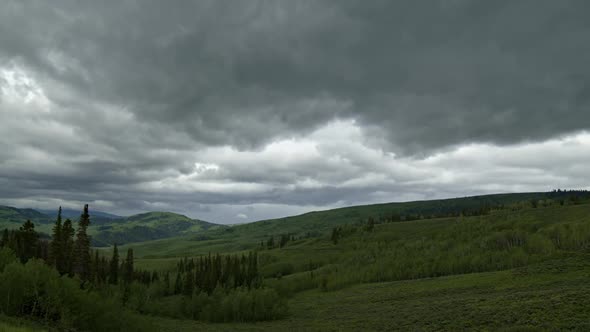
[109,243,119,284]
[183,271,194,296]
[19,220,38,262]
[49,207,63,267]
[163,272,170,295]
[73,204,92,280]
[124,248,134,284]
[174,272,182,294]
[1,229,8,247]
[61,218,75,275]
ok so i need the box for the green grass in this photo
[145,255,590,331]
[0,316,45,332]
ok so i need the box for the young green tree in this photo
[73,204,92,280]
[109,243,119,284]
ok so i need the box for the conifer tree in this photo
[1,229,8,247]
[109,243,119,284]
[61,218,75,275]
[19,220,38,262]
[73,204,92,280]
[163,272,170,295]
[183,271,194,296]
[174,272,182,294]
[123,248,134,284]
[49,207,63,267]
[91,250,100,283]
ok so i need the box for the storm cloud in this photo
[1,1,589,222]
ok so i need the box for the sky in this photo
[1,1,589,223]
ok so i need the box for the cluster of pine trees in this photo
[262,234,296,249]
[1,220,48,263]
[0,205,150,287]
[171,252,260,296]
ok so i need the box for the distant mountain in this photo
[0,206,51,225]
[0,205,221,246]
[36,208,123,220]
[90,211,224,247]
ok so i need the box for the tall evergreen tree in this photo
[174,272,182,295]
[163,272,170,295]
[19,220,38,262]
[0,229,8,247]
[61,218,75,275]
[49,207,63,267]
[109,244,119,284]
[123,248,134,284]
[73,204,92,280]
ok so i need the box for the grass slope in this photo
[133,201,590,330]
[148,255,590,331]
[126,191,574,258]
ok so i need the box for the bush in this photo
[0,259,150,331]
[189,286,288,322]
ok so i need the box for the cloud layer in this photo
[1,1,589,222]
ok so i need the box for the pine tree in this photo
[267,236,275,249]
[174,272,182,294]
[1,229,8,247]
[19,220,38,262]
[123,248,134,284]
[73,204,92,280]
[163,272,170,295]
[183,271,194,296]
[109,244,119,284]
[61,218,75,275]
[49,207,63,267]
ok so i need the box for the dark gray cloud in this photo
[2,0,589,151]
[1,1,590,221]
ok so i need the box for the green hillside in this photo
[0,206,52,235]
[147,256,590,331]
[125,196,590,331]
[124,191,584,258]
[90,212,224,246]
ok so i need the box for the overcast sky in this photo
[1,1,589,223]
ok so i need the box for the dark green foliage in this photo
[124,248,134,284]
[48,207,62,268]
[1,221,47,264]
[109,243,119,284]
[73,204,92,280]
[187,287,287,322]
[0,259,149,331]
[61,218,75,275]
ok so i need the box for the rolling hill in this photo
[0,206,223,247]
[90,212,224,246]
[124,191,590,258]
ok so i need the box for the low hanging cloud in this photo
[0,1,589,222]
